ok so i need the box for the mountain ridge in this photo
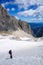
[0,5,32,37]
[0,5,43,38]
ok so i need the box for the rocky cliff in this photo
[0,5,31,35]
[0,5,43,38]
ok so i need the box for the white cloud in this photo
[1,0,43,22]
[11,8,15,11]
[33,6,43,18]
[16,0,24,4]
[18,6,43,16]
[16,0,30,10]
[18,9,36,16]
[1,0,43,11]
[15,0,43,10]
[7,8,15,11]
[17,5,43,21]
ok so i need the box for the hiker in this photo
[9,50,13,59]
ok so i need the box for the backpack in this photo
[9,50,12,54]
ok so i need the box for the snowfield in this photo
[0,35,43,65]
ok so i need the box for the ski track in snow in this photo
[0,35,43,65]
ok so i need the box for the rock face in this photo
[0,5,43,38]
[0,5,11,31]
[0,5,31,34]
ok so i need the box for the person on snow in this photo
[9,50,13,59]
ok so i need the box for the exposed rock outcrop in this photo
[0,5,31,35]
[0,5,43,38]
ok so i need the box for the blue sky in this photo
[0,0,43,23]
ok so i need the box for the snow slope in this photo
[0,35,43,65]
